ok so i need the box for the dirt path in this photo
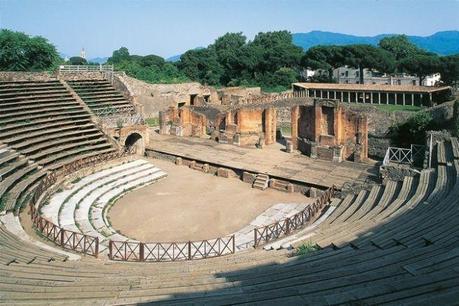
[108,158,311,241]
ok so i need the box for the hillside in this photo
[292,30,459,55]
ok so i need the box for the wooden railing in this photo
[30,204,99,257]
[29,151,128,257]
[253,185,335,247]
[108,235,236,262]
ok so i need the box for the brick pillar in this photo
[263,107,276,145]
[291,105,299,150]
[314,103,322,143]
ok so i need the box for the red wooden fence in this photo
[108,235,235,262]
[30,203,99,257]
[253,186,335,247]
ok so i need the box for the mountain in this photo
[88,57,109,64]
[292,30,459,55]
[166,54,181,62]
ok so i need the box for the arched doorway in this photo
[124,132,144,155]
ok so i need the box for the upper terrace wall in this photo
[0,71,110,82]
[58,71,106,81]
[0,71,56,81]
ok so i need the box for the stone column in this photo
[378,92,381,104]
[370,92,374,104]
[402,93,406,105]
[411,93,414,106]
[386,92,389,104]
[291,105,299,150]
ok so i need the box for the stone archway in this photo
[124,132,144,155]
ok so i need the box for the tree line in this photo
[1,29,458,91]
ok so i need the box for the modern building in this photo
[333,66,441,86]
[304,66,441,87]
[292,82,452,107]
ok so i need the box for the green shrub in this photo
[295,242,319,256]
[145,118,159,127]
[389,111,434,147]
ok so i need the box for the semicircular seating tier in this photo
[1,93,459,306]
[0,79,117,214]
[41,159,167,253]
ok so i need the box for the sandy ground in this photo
[108,158,311,241]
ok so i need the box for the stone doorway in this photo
[125,132,144,155]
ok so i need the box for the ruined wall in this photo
[159,106,207,137]
[293,100,368,162]
[219,87,262,105]
[119,75,219,118]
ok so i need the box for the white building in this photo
[331,66,441,87]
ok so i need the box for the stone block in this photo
[217,168,230,178]
[189,160,196,169]
[287,183,295,193]
[286,141,294,153]
[309,187,318,198]
[242,171,256,184]
[175,157,182,166]
[202,163,210,173]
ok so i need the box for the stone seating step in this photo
[42,159,147,223]
[0,96,75,108]
[451,137,459,159]
[6,123,96,146]
[19,131,103,154]
[58,161,154,229]
[0,109,88,125]
[253,174,269,190]
[0,115,91,135]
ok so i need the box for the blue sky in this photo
[1,0,458,59]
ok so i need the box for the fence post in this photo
[254,229,258,247]
[188,241,192,260]
[94,237,99,258]
[285,218,290,234]
[60,229,65,246]
[232,235,236,254]
[139,242,144,261]
[108,240,113,260]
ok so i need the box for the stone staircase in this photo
[252,173,269,190]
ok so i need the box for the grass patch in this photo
[72,177,82,184]
[280,126,291,136]
[373,104,422,113]
[145,117,160,127]
[295,242,320,256]
[261,85,289,93]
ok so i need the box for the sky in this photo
[1,0,458,59]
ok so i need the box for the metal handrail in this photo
[58,64,114,72]
[382,145,426,167]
